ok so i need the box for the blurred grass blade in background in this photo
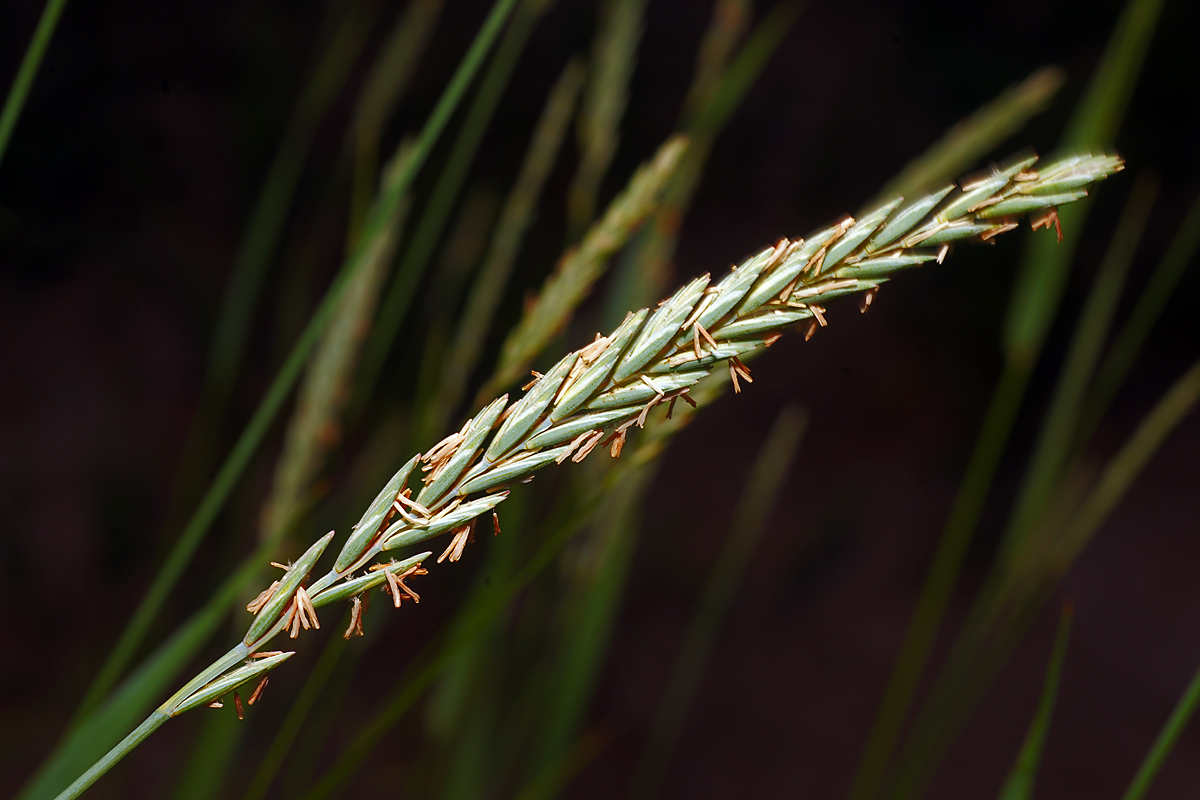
[630,405,808,800]
[354,0,555,415]
[998,172,1159,563]
[170,145,415,800]
[850,2,1162,796]
[605,0,801,328]
[1003,0,1165,365]
[481,135,688,397]
[884,354,1200,800]
[566,0,646,241]
[260,145,414,546]
[1121,658,1200,800]
[428,57,587,434]
[529,6,801,774]
[996,603,1073,800]
[348,0,445,238]
[0,0,67,170]
[70,0,378,726]
[1076,188,1200,450]
[875,66,1064,201]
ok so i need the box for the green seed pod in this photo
[382,493,509,551]
[486,354,577,462]
[612,275,710,383]
[417,395,508,508]
[310,552,431,607]
[244,532,334,647]
[550,310,647,422]
[172,652,294,715]
[334,455,419,573]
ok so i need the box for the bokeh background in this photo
[2,0,1199,798]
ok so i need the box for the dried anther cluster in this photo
[173,149,1121,720]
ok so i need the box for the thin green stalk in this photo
[999,173,1159,562]
[997,603,1073,800]
[1121,660,1200,800]
[630,405,807,800]
[354,0,553,415]
[0,0,68,169]
[52,714,171,800]
[566,0,645,240]
[72,1,377,724]
[16,543,273,800]
[349,0,445,239]
[1077,188,1200,450]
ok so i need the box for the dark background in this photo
[2,0,1199,797]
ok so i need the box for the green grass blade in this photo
[603,0,800,329]
[354,0,553,415]
[848,363,1032,800]
[299,493,608,800]
[1120,660,1200,800]
[850,4,1161,795]
[1077,188,1200,449]
[260,147,413,545]
[349,0,446,238]
[204,2,376,418]
[526,17,796,771]
[886,356,1200,800]
[531,469,654,772]
[527,8,781,771]
[876,67,1064,200]
[566,0,646,240]
[1003,0,1164,365]
[513,727,612,800]
[303,368,735,800]
[70,2,376,725]
[0,0,68,169]
[481,135,687,398]
[427,57,585,436]
[996,603,1073,800]
[1048,357,1200,574]
[999,173,1158,562]
[629,405,808,800]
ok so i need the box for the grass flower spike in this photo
[249,149,1123,656]
[52,148,1120,800]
